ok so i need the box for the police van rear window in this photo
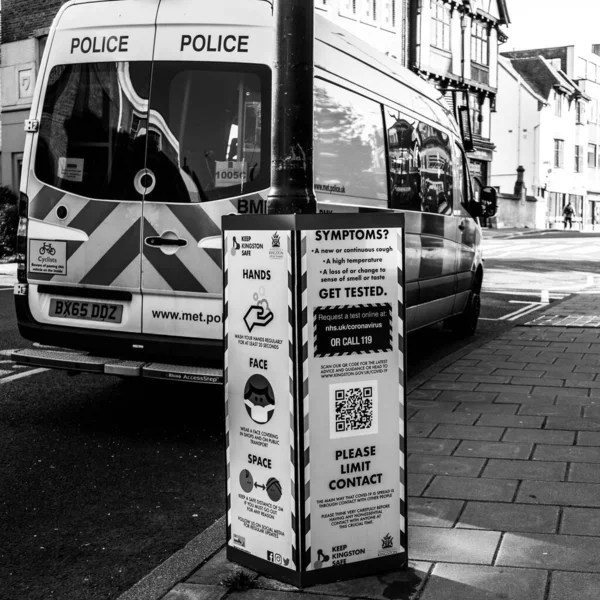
[35,62,152,200]
[35,62,271,203]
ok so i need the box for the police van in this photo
[13,0,492,384]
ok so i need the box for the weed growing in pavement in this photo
[221,569,256,591]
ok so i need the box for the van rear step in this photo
[11,349,223,385]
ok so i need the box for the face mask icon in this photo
[243,374,275,425]
[244,399,275,423]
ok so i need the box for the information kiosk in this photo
[223,212,407,587]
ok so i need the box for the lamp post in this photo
[266,0,317,215]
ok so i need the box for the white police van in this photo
[13,0,491,384]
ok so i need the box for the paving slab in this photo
[419,564,548,600]
[292,560,430,600]
[568,462,600,483]
[475,414,545,428]
[517,404,581,417]
[456,501,559,534]
[482,459,566,481]
[517,480,600,507]
[408,497,463,528]
[496,532,600,572]
[548,572,600,600]
[419,381,479,392]
[228,590,340,600]
[161,584,228,600]
[408,455,485,477]
[455,402,519,415]
[576,431,600,445]
[408,389,442,400]
[408,526,501,564]
[187,549,256,585]
[407,438,459,456]
[407,422,436,437]
[407,399,458,411]
[407,474,433,496]
[429,424,504,441]
[560,507,600,536]
[410,410,478,425]
[494,392,556,405]
[502,427,575,445]
[454,440,533,460]
[533,445,600,463]
[424,475,518,502]
[435,390,499,403]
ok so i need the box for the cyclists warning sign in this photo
[29,240,67,275]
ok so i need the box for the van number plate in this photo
[49,299,123,323]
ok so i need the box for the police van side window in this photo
[35,62,152,200]
[455,142,473,207]
[144,63,270,203]
[314,79,387,207]
[385,108,453,214]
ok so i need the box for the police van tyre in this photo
[445,280,481,337]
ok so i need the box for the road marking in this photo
[0,287,12,292]
[0,368,49,384]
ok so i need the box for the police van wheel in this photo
[445,289,480,337]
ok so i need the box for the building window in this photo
[341,0,357,17]
[554,139,564,168]
[554,91,562,117]
[383,0,396,28]
[591,99,598,123]
[576,101,585,124]
[469,94,482,136]
[431,0,451,52]
[588,143,597,168]
[576,57,587,79]
[364,0,378,22]
[471,21,488,66]
[575,145,583,172]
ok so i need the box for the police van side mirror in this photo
[480,186,498,218]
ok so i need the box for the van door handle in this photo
[145,236,187,247]
[458,223,465,231]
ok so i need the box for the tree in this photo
[0,186,19,258]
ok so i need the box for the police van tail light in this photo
[16,192,29,284]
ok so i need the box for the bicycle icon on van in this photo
[39,242,56,256]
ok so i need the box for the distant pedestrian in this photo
[563,201,574,229]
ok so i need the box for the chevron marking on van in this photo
[143,220,207,293]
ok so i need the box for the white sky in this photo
[504,0,600,51]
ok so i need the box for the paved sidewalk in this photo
[0,262,17,288]
[117,292,600,600]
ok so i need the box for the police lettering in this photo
[71,35,129,54]
[180,34,249,53]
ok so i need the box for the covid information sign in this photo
[223,213,406,587]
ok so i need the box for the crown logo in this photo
[271,232,281,248]
[381,533,394,549]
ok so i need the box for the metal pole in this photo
[267,0,317,214]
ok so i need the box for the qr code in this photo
[330,381,378,438]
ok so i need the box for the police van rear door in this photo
[26,0,159,334]
[139,0,273,342]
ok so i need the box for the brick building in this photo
[1,0,62,190]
